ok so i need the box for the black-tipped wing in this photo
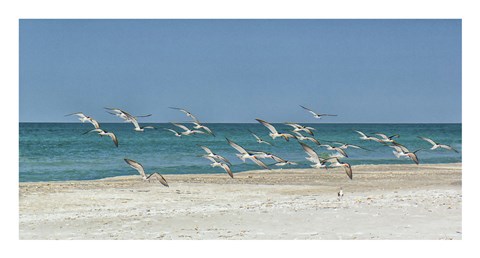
[147,172,169,187]
[255,119,279,134]
[124,158,146,178]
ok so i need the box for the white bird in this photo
[124,158,169,187]
[418,136,459,153]
[299,105,337,119]
[248,130,272,145]
[164,128,182,137]
[192,122,215,136]
[198,145,231,165]
[255,119,296,141]
[330,141,370,151]
[203,156,233,178]
[84,128,118,147]
[65,112,100,129]
[298,142,328,169]
[171,123,206,136]
[105,107,155,132]
[292,131,320,145]
[285,123,316,136]
[355,130,383,143]
[375,133,400,143]
[226,138,270,170]
[324,157,353,180]
[271,155,297,166]
[389,143,423,165]
[130,116,156,132]
[169,107,199,122]
[319,144,349,158]
[105,107,152,122]
[338,187,344,200]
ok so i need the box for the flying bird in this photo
[169,107,199,122]
[65,112,100,129]
[271,155,297,167]
[292,131,320,145]
[171,123,206,136]
[298,142,328,169]
[84,128,118,147]
[203,156,234,178]
[198,145,231,165]
[192,121,215,136]
[255,119,296,141]
[375,133,400,143]
[124,158,169,186]
[226,138,270,170]
[105,107,155,132]
[319,144,349,158]
[389,143,423,165]
[354,130,383,143]
[299,105,337,119]
[418,136,459,153]
[324,157,353,180]
[329,141,370,151]
[249,130,273,145]
[164,128,182,137]
[285,123,316,136]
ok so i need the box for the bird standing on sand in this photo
[124,158,169,187]
[65,112,100,129]
[338,187,344,200]
[418,136,459,153]
[84,128,119,147]
[300,105,337,119]
[256,119,296,141]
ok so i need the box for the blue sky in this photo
[19,19,461,123]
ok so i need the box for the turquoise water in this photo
[19,123,461,182]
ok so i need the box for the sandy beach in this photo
[19,163,462,240]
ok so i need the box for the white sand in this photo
[19,163,461,239]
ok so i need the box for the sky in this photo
[19,19,461,123]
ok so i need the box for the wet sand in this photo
[19,163,461,239]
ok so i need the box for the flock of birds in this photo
[66,105,459,187]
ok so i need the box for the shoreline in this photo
[19,162,462,184]
[19,163,462,240]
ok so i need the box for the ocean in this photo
[19,123,462,182]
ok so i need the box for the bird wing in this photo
[107,132,118,147]
[124,159,146,178]
[164,128,179,134]
[439,144,459,153]
[89,118,100,129]
[343,164,353,180]
[65,112,86,118]
[355,130,368,138]
[216,154,232,165]
[375,133,390,140]
[220,163,234,178]
[147,172,169,187]
[419,136,437,146]
[199,145,213,155]
[299,142,320,162]
[250,156,269,170]
[226,138,248,154]
[299,105,318,116]
[335,148,348,157]
[172,123,190,131]
[271,155,286,163]
[255,119,278,134]
[203,155,217,163]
